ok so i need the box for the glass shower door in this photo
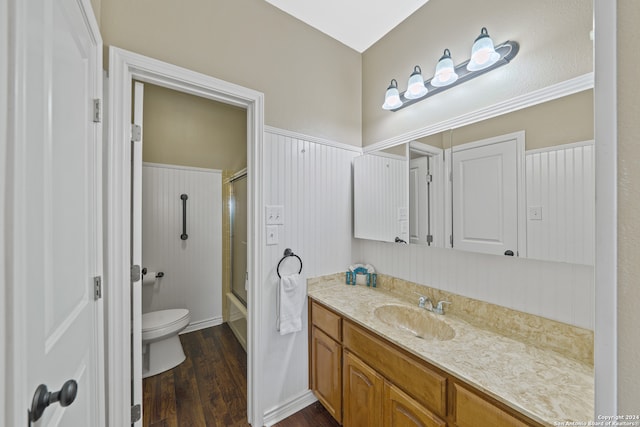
[231,175,248,305]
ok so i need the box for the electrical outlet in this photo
[528,206,542,220]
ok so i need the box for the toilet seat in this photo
[142,309,190,343]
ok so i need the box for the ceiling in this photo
[263,0,430,53]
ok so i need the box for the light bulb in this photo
[405,66,428,100]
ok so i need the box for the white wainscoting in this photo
[525,141,595,265]
[353,240,594,330]
[260,129,359,418]
[141,163,223,330]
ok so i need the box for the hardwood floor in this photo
[143,323,339,427]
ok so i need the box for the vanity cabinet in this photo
[310,301,343,423]
[453,383,529,427]
[384,382,446,427]
[309,298,542,427]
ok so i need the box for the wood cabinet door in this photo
[454,384,531,427]
[343,351,383,427]
[384,382,446,427]
[311,326,342,423]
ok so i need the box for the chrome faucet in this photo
[416,293,450,315]
[417,295,433,311]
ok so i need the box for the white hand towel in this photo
[277,273,306,335]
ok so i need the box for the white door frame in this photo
[593,0,617,415]
[0,0,8,422]
[105,47,265,426]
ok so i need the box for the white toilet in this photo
[141,308,191,378]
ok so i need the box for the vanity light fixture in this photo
[382,79,403,110]
[405,66,428,99]
[431,49,458,87]
[382,28,519,112]
[468,27,500,71]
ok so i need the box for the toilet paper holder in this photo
[141,267,164,278]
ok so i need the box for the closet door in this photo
[451,133,523,257]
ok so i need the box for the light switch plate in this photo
[266,225,278,245]
[265,205,284,225]
[397,207,408,221]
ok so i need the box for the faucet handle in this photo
[416,295,433,310]
[434,301,451,315]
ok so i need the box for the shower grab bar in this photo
[180,194,188,240]
[276,248,303,278]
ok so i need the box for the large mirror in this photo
[354,89,594,265]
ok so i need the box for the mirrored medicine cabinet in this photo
[354,89,595,265]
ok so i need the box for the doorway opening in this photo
[106,47,265,426]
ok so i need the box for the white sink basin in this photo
[374,304,455,341]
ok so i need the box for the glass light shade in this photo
[467,27,500,71]
[405,66,428,99]
[431,49,459,87]
[382,79,403,110]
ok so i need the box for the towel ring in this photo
[277,248,303,278]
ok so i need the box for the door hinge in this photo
[450,234,453,246]
[131,265,141,282]
[426,234,433,244]
[131,124,142,142]
[131,404,141,423]
[426,174,433,183]
[93,99,102,123]
[94,276,102,300]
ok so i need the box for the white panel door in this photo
[7,0,104,425]
[131,82,144,426]
[452,136,520,256]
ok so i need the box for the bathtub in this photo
[226,292,247,351]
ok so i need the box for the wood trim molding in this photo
[106,47,265,426]
[263,390,318,426]
[265,125,363,153]
[181,316,224,334]
[364,73,594,154]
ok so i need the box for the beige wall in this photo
[90,0,101,27]
[377,91,593,154]
[362,0,593,145]
[142,83,247,171]
[100,0,362,146]
[617,0,640,413]
[449,90,593,150]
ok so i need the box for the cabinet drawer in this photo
[343,320,447,417]
[311,300,342,342]
[454,383,532,427]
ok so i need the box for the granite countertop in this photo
[308,276,594,426]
